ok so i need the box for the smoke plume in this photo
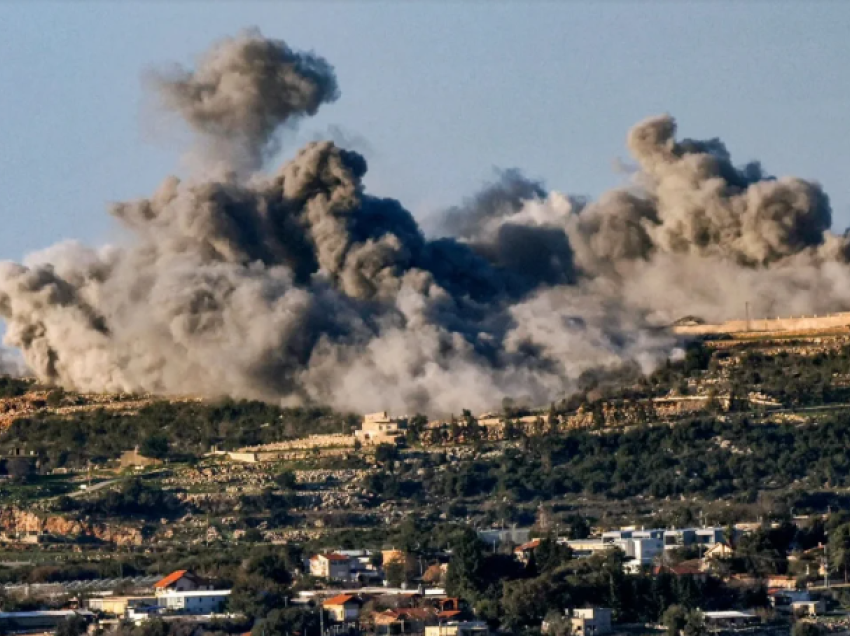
[1,32,849,414]
[150,29,339,175]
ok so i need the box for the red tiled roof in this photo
[324,594,361,606]
[514,539,541,552]
[379,608,434,621]
[154,570,189,589]
[312,553,350,562]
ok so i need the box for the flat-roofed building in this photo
[355,412,405,446]
[156,589,231,614]
[571,608,612,636]
[86,595,157,616]
[425,621,489,636]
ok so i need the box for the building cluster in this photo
[214,412,408,463]
[0,517,835,636]
[84,569,230,624]
[511,525,732,574]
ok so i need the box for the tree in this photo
[229,552,292,618]
[544,610,572,636]
[385,559,406,588]
[255,607,319,636]
[56,616,87,636]
[792,622,824,636]
[445,528,485,601]
[375,443,399,465]
[663,605,688,636]
[274,469,297,490]
[406,413,428,445]
[683,610,706,636]
[502,576,554,631]
[140,433,169,460]
[830,523,850,582]
[534,535,573,574]
[5,457,33,481]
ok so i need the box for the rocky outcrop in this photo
[0,507,143,545]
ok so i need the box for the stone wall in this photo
[673,312,850,336]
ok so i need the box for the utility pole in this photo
[745,302,751,332]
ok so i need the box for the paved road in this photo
[68,477,119,498]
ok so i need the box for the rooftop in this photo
[323,594,360,606]
[154,570,190,589]
[313,553,351,562]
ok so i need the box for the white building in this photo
[310,553,353,581]
[663,527,726,551]
[603,528,665,542]
[153,570,209,595]
[702,611,758,628]
[564,537,661,571]
[156,590,231,614]
[620,538,663,572]
[571,608,612,636]
[694,527,725,547]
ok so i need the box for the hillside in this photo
[2,330,850,547]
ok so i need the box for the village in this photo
[0,515,847,636]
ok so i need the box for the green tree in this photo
[274,469,297,490]
[534,535,573,574]
[375,443,399,465]
[502,576,553,631]
[140,433,169,460]
[829,523,850,582]
[55,616,87,636]
[683,610,706,636]
[445,528,485,601]
[663,605,687,636]
[385,560,406,588]
[792,622,824,636]
[544,610,572,636]
[255,607,320,636]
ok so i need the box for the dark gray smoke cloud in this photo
[1,34,849,414]
[151,28,339,174]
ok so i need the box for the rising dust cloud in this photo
[1,29,849,414]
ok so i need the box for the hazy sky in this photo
[1,1,849,262]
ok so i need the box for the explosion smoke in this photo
[1,30,849,414]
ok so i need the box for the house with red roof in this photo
[310,553,353,581]
[513,539,542,565]
[652,562,707,581]
[323,594,363,622]
[153,570,209,596]
[374,608,436,634]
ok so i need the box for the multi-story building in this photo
[310,553,353,581]
[571,608,612,636]
[355,412,405,445]
[154,570,210,594]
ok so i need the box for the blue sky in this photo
[1,1,849,261]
